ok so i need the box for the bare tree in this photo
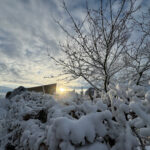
[124,9,150,85]
[51,0,139,92]
[138,8,150,36]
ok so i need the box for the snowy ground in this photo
[0,82,150,150]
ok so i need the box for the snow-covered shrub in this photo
[0,91,57,150]
[0,82,150,150]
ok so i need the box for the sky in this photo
[0,0,88,90]
[0,0,149,90]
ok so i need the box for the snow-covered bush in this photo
[0,82,150,150]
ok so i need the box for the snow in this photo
[0,82,150,150]
[145,91,150,102]
[78,142,108,150]
[49,111,111,147]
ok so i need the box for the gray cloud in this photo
[0,63,7,72]
[0,0,64,87]
[0,0,149,89]
[0,29,22,58]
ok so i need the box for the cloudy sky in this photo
[0,0,88,90]
[0,0,149,90]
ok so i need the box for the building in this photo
[27,83,57,95]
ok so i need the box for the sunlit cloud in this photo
[0,0,64,88]
[0,0,149,90]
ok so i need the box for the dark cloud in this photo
[25,49,33,58]
[0,63,7,72]
[0,62,21,78]
[0,29,21,58]
[0,0,149,88]
[20,0,30,4]
[0,43,20,58]
[9,68,21,78]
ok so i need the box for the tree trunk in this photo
[136,72,143,85]
[104,75,109,92]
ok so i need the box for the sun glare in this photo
[59,87,65,93]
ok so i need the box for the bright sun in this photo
[59,88,65,93]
